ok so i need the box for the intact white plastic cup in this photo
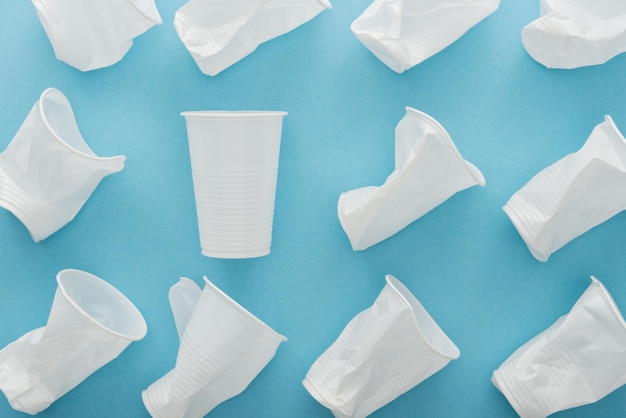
[181,111,287,258]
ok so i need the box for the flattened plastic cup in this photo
[181,111,287,258]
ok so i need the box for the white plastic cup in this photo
[0,269,147,414]
[181,111,287,258]
[142,277,287,418]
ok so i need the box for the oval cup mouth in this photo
[590,276,626,329]
[316,0,333,9]
[130,0,163,24]
[57,269,147,341]
[38,88,125,163]
[203,276,287,342]
[385,274,460,360]
[181,111,288,120]
[404,107,486,187]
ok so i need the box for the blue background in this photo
[1,1,626,417]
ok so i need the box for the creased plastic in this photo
[351,0,500,73]
[522,0,626,69]
[32,0,162,71]
[504,116,626,262]
[142,277,287,418]
[303,274,460,418]
[492,277,626,418]
[338,107,485,251]
[174,0,331,76]
[0,269,147,415]
[0,88,126,242]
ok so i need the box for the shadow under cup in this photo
[181,111,287,259]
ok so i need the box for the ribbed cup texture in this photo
[492,328,594,418]
[142,331,270,418]
[0,167,62,242]
[192,167,278,258]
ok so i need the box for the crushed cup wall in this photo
[174,0,331,76]
[492,276,626,417]
[0,269,147,415]
[142,277,286,418]
[351,0,500,73]
[303,274,460,418]
[338,107,485,251]
[504,116,626,261]
[521,0,626,69]
[32,0,162,71]
[0,88,126,242]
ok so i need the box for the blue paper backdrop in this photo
[1,1,625,417]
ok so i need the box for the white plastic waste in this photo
[351,0,500,73]
[0,269,147,415]
[142,277,287,418]
[32,0,162,71]
[492,276,626,418]
[0,88,126,242]
[504,116,626,262]
[303,274,460,418]
[522,0,626,69]
[338,107,485,251]
[174,0,332,76]
[181,110,286,258]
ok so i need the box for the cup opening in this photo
[203,276,287,342]
[39,88,123,163]
[385,274,460,359]
[130,0,162,24]
[316,0,333,9]
[590,276,626,329]
[57,269,147,341]
[404,107,485,186]
[181,111,288,120]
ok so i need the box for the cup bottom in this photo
[201,247,270,259]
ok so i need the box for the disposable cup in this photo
[181,111,287,258]
[0,269,146,414]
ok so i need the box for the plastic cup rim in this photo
[56,269,147,341]
[385,274,460,360]
[181,110,287,119]
[129,0,163,24]
[38,88,124,163]
[202,276,286,341]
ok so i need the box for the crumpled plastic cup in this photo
[142,277,287,418]
[303,274,460,418]
[181,111,287,258]
[504,115,626,262]
[0,269,147,415]
[492,276,626,418]
[338,107,485,251]
[522,0,626,69]
[0,88,126,242]
[32,0,162,71]
[351,0,500,73]
[174,0,332,76]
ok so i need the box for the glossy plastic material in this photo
[351,0,500,73]
[504,116,626,261]
[338,107,485,251]
[181,111,287,258]
[32,0,162,71]
[492,277,626,417]
[522,0,626,69]
[303,274,460,418]
[174,0,331,76]
[142,277,287,418]
[0,88,126,242]
[0,269,147,415]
